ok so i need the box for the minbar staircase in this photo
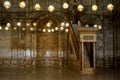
[69,24,95,73]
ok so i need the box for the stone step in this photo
[81,68,94,74]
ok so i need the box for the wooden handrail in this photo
[69,24,80,60]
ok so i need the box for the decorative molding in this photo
[79,27,98,42]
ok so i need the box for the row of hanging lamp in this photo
[61,2,114,12]
[3,1,114,12]
[4,0,25,9]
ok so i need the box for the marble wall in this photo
[36,32,59,67]
[96,18,114,68]
[0,31,11,59]
[37,32,59,58]
[36,31,68,67]
[0,29,36,68]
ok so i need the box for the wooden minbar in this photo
[79,27,98,74]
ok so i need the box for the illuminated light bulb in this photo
[94,24,97,28]
[5,27,9,30]
[7,22,11,27]
[30,27,34,31]
[65,29,69,33]
[17,22,21,26]
[55,27,59,31]
[85,24,89,27]
[60,26,64,30]
[46,22,51,27]
[61,22,65,26]
[77,4,84,12]
[13,27,17,30]
[51,29,54,32]
[48,5,54,12]
[22,28,25,31]
[19,1,26,8]
[43,29,46,32]
[65,23,70,27]
[92,4,98,11]
[48,29,51,33]
[26,22,30,26]
[98,25,102,29]
[33,22,37,26]
[46,20,52,27]
[34,3,41,11]
[4,1,11,9]
[63,2,69,9]
[107,4,114,11]
[0,26,2,30]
